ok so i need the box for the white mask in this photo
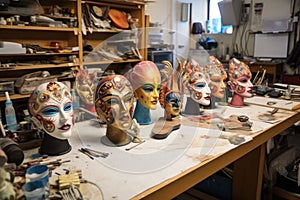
[29,82,74,140]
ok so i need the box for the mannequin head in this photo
[75,68,97,111]
[228,58,253,107]
[29,82,74,140]
[159,60,184,120]
[183,59,211,106]
[126,61,161,110]
[228,58,253,98]
[95,75,134,130]
[95,75,134,145]
[206,56,227,99]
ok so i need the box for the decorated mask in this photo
[183,59,211,106]
[206,56,227,99]
[126,61,161,110]
[159,59,184,120]
[29,82,74,140]
[75,68,97,111]
[228,58,253,98]
[95,75,134,131]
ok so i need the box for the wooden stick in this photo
[0,121,6,137]
[125,140,145,151]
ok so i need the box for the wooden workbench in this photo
[28,102,300,200]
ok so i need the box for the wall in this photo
[145,0,207,60]
[146,0,300,74]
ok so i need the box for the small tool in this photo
[78,149,94,160]
[125,140,145,151]
[82,148,109,158]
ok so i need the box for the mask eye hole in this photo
[142,86,154,93]
[64,103,72,112]
[238,78,248,83]
[195,83,205,88]
[106,97,119,105]
[42,107,59,116]
[124,95,133,103]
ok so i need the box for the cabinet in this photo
[0,0,145,102]
[249,61,283,84]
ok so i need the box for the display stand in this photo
[182,97,202,115]
[133,101,153,125]
[39,133,71,156]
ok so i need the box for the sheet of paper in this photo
[244,96,300,111]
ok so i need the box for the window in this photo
[208,0,233,34]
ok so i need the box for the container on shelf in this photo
[0,82,14,97]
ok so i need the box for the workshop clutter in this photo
[81,3,138,31]
[15,71,57,94]
[23,164,50,199]
[0,137,24,166]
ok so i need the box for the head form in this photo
[94,75,134,130]
[75,68,97,107]
[206,56,227,98]
[28,82,74,140]
[159,59,184,118]
[125,61,161,110]
[183,59,211,105]
[227,58,253,97]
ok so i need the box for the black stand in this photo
[39,133,71,156]
[183,97,202,115]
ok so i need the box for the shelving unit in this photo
[80,0,146,73]
[0,0,146,102]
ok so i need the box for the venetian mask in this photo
[206,56,227,99]
[75,68,97,108]
[28,82,74,140]
[159,59,184,120]
[94,75,134,131]
[184,59,211,106]
[228,58,253,97]
[126,61,161,110]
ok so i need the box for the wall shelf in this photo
[0,0,146,103]
[0,25,78,32]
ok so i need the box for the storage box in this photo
[0,81,15,96]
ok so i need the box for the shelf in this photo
[0,63,78,71]
[44,15,77,20]
[83,58,141,66]
[0,94,31,102]
[83,0,144,9]
[0,52,78,57]
[84,28,125,34]
[0,0,145,104]
[0,25,78,32]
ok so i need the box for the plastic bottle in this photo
[5,92,17,131]
[71,89,80,122]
